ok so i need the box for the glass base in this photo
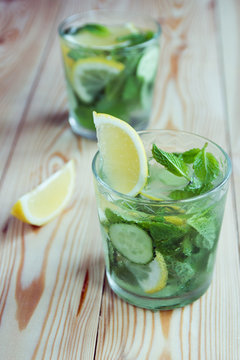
[69,115,97,140]
[107,272,212,310]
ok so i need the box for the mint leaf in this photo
[182,148,201,163]
[169,143,220,199]
[116,31,154,46]
[170,180,214,200]
[205,152,220,181]
[96,97,130,122]
[67,49,85,61]
[170,189,194,200]
[105,52,142,101]
[122,76,140,100]
[150,223,185,257]
[104,207,164,228]
[193,143,219,184]
[152,144,191,181]
[68,23,110,36]
[67,48,97,60]
[150,222,188,242]
[105,208,127,224]
[182,235,193,256]
[82,24,110,36]
[166,258,195,283]
[74,105,96,130]
[187,211,216,250]
[192,233,215,251]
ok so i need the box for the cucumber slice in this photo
[109,223,153,264]
[137,46,159,83]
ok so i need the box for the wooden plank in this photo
[0,33,104,357]
[217,0,240,232]
[0,0,239,359]
[0,0,61,180]
[0,1,105,358]
[95,0,240,359]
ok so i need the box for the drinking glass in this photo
[92,130,231,310]
[58,10,161,139]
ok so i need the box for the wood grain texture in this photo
[95,0,240,359]
[0,0,239,359]
[0,0,61,181]
[218,0,240,234]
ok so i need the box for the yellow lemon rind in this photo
[11,160,75,226]
[143,252,168,294]
[93,112,148,197]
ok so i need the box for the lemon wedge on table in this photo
[72,57,124,104]
[11,160,75,226]
[93,112,148,196]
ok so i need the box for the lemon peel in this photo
[93,112,148,196]
[11,160,75,226]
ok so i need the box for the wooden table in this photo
[1,0,239,359]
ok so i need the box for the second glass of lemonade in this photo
[58,10,161,139]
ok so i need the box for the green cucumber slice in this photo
[137,46,159,83]
[109,223,153,264]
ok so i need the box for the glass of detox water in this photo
[92,130,231,310]
[58,10,161,139]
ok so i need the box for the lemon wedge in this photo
[72,57,124,103]
[93,112,148,196]
[138,252,168,293]
[11,160,75,226]
[60,40,75,70]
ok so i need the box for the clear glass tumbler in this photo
[92,130,231,310]
[58,10,161,139]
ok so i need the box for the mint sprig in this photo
[174,148,201,163]
[116,31,154,46]
[152,142,220,199]
[152,144,191,181]
[182,148,201,163]
[64,24,110,37]
[193,144,219,184]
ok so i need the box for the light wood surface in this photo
[0,0,239,359]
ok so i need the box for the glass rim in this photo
[58,9,161,51]
[92,129,232,205]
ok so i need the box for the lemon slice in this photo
[11,160,75,226]
[72,57,124,104]
[138,252,168,293]
[93,112,148,196]
[60,40,75,70]
[64,24,133,49]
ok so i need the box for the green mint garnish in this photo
[122,76,140,101]
[181,148,201,163]
[169,189,194,200]
[166,258,195,283]
[187,212,216,250]
[75,23,110,36]
[64,24,110,36]
[169,182,213,200]
[182,235,193,257]
[149,222,188,242]
[152,144,191,181]
[67,48,97,60]
[152,142,220,199]
[193,144,220,184]
[116,31,154,46]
